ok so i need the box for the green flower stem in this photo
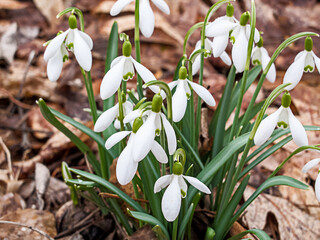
[240,31,319,129]
[81,69,109,179]
[172,218,179,240]
[183,22,204,57]
[187,60,196,149]
[269,145,320,178]
[187,193,202,239]
[134,0,144,99]
[57,7,84,31]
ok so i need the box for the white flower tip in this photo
[302,158,320,173]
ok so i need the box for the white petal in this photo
[212,35,229,57]
[178,175,187,198]
[294,50,306,62]
[187,80,216,106]
[77,31,93,50]
[110,0,134,16]
[283,51,307,91]
[124,109,141,124]
[111,56,124,68]
[94,105,119,132]
[123,101,134,116]
[116,141,138,185]
[131,57,159,93]
[245,25,260,43]
[192,55,201,75]
[105,131,131,149]
[311,51,320,74]
[100,57,126,100]
[183,175,211,194]
[172,80,188,122]
[206,19,237,38]
[114,119,121,129]
[161,176,181,221]
[251,47,261,65]
[232,27,247,73]
[288,108,308,147]
[302,158,320,173]
[219,51,232,66]
[154,175,172,193]
[168,80,179,90]
[47,49,63,81]
[315,173,320,202]
[151,0,170,14]
[161,113,177,155]
[151,140,168,163]
[123,57,135,80]
[260,47,276,83]
[304,52,315,72]
[139,0,155,38]
[73,29,92,71]
[133,112,156,161]
[155,113,162,133]
[44,30,69,61]
[254,107,282,146]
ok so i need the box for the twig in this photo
[0,220,54,240]
[84,153,93,174]
[0,88,33,110]
[0,137,13,181]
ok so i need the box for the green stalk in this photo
[172,218,178,240]
[134,0,143,99]
[187,60,196,149]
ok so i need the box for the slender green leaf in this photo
[228,229,271,240]
[69,168,145,212]
[177,203,194,240]
[37,99,101,175]
[128,210,170,239]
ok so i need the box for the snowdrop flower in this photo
[206,3,237,58]
[100,40,158,100]
[252,36,276,83]
[110,0,170,38]
[133,93,176,161]
[191,38,231,75]
[207,11,260,73]
[302,158,320,201]
[94,95,133,132]
[170,66,216,122]
[254,92,308,147]
[44,14,93,81]
[283,37,320,91]
[154,160,211,221]
[105,117,168,185]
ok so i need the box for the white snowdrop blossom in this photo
[44,15,93,81]
[154,162,211,221]
[110,0,170,38]
[94,100,133,132]
[302,158,320,201]
[100,40,159,100]
[105,117,168,185]
[206,11,260,73]
[132,94,177,162]
[252,37,276,83]
[171,67,216,122]
[191,38,231,75]
[254,93,308,147]
[205,3,237,59]
[283,37,320,91]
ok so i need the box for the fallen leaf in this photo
[33,0,64,26]
[0,192,26,217]
[35,163,50,210]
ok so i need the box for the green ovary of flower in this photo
[226,3,234,17]
[179,66,188,79]
[68,14,77,29]
[305,37,313,51]
[152,94,163,113]
[173,162,183,175]
[281,92,291,108]
[239,12,250,26]
[122,40,132,57]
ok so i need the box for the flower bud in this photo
[173,162,183,175]
[179,66,187,80]
[281,92,291,108]
[68,14,77,29]
[122,40,132,57]
[305,37,313,52]
[226,3,234,17]
[240,12,250,26]
[132,117,143,133]
[152,94,163,113]
[257,36,263,48]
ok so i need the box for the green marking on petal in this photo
[181,189,186,198]
[186,93,191,100]
[304,65,314,72]
[67,43,74,50]
[277,121,288,129]
[230,36,235,44]
[63,55,69,62]
[123,72,134,80]
[253,59,261,65]
[155,128,161,136]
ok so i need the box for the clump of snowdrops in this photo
[38,0,320,239]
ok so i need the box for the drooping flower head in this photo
[302,157,320,201]
[283,37,320,91]
[254,92,308,147]
[105,117,168,185]
[252,36,276,83]
[110,0,170,38]
[44,14,93,81]
[132,93,177,161]
[154,153,211,221]
[100,39,159,100]
[170,66,216,122]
